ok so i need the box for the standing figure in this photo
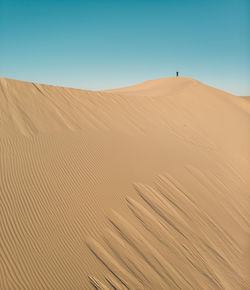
[176,71,179,77]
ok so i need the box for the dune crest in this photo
[0,77,249,289]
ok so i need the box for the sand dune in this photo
[0,76,249,289]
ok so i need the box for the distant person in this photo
[176,71,179,77]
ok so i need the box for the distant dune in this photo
[0,77,249,289]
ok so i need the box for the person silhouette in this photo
[176,71,179,77]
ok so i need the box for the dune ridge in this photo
[0,77,249,289]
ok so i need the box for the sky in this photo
[0,0,249,95]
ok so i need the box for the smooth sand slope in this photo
[0,76,249,289]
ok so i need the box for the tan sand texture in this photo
[0,76,249,289]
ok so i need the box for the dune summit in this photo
[0,76,249,289]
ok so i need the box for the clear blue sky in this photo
[0,0,249,95]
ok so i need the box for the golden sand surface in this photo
[0,77,249,289]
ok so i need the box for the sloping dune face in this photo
[0,77,249,289]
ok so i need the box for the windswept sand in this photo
[0,77,249,289]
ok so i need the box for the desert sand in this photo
[0,76,249,289]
